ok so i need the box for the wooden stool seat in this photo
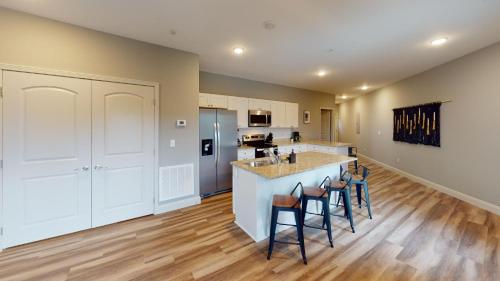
[329,180,349,189]
[352,174,364,181]
[272,194,300,208]
[303,187,328,198]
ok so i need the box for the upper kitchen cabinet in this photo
[285,102,299,128]
[248,98,271,111]
[270,101,286,128]
[227,96,249,128]
[199,93,228,108]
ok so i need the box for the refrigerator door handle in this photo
[213,122,218,165]
[216,122,221,164]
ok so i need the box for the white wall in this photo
[338,42,500,207]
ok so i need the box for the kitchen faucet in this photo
[265,148,281,164]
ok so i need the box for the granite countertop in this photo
[237,139,352,151]
[231,151,356,179]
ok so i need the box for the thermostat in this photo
[176,120,187,127]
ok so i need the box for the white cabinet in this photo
[227,96,249,128]
[285,102,299,128]
[248,98,271,111]
[238,149,255,160]
[270,101,286,128]
[199,93,228,109]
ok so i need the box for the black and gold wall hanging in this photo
[393,100,449,147]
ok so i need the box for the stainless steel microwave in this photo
[248,110,272,127]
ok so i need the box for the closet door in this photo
[91,81,155,227]
[3,71,92,247]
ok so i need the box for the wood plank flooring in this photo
[0,157,498,281]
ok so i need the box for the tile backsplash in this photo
[237,127,295,140]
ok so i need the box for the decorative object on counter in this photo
[303,111,311,124]
[392,100,449,147]
[288,149,297,164]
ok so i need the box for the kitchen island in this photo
[231,151,357,242]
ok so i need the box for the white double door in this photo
[3,71,155,247]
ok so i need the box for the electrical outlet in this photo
[377,130,381,136]
[170,139,176,148]
[396,157,400,163]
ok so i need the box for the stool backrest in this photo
[340,170,353,186]
[359,165,370,180]
[290,182,304,206]
[318,176,331,197]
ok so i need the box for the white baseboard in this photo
[155,195,201,215]
[358,153,500,216]
[234,220,262,242]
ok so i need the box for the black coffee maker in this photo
[292,131,301,142]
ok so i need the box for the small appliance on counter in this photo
[265,132,273,144]
[242,134,278,158]
[292,131,301,142]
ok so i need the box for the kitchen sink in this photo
[245,159,275,167]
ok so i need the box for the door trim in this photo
[0,63,160,250]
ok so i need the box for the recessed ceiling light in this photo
[431,37,448,46]
[317,70,327,77]
[263,21,275,30]
[341,95,347,99]
[233,47,244,55]
[360,85,369,91]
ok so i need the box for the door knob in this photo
[81,166,90,171]
[94,165,108,170]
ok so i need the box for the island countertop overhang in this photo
[231,151,357,180]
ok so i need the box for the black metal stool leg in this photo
[363,182,373,219]
[267,207,278,260]
[356,183,362,208]
[322,198,333,248]
[301,197,309,224]
[345,188,355,233]
[293,209,307,264]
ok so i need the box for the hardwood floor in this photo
[0,157,498,281]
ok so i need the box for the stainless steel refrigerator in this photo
[199,108,238,197]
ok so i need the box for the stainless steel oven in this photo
[248,110,272,127]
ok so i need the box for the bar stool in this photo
[324,171,355,233]
[267,182,307,265]
[351,165,373,219]
[301,176,334,248]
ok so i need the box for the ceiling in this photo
[2,0,500,102]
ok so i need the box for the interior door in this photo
[321,109,332,141]
[91,81,155,227]
[3,71,92,247]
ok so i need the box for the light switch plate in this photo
[170,139,176,147]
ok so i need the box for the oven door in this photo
[248,110,271,127]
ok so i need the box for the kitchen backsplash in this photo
[237,127,294,140]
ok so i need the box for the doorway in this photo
[320,109,333,141]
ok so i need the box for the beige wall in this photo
[200,71,336,140]
[338,42,500,206]
[0,7,201,197]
